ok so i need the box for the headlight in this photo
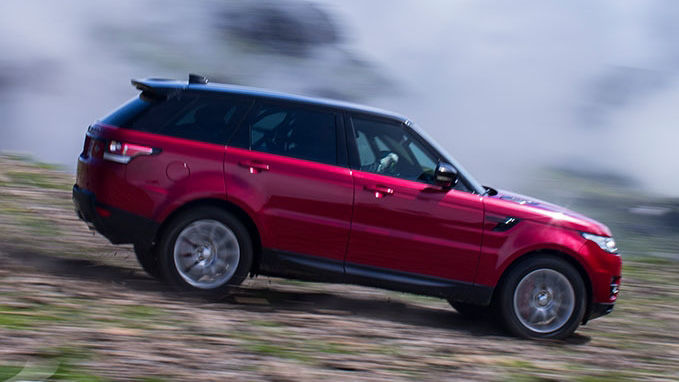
[581,232,618,254]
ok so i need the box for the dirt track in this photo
[0,154,678,381]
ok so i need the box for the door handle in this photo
[239,160,270,173]
[364,184,394,198]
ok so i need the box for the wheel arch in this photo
[492,249,593,321]
[152,198,263,273]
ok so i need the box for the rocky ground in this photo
[0,154,677,381]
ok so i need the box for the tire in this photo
[133,243,163,280]
[157,207,253,295]
[449,301,491,320]
[497,256,586,340]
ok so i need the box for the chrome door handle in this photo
[239,160,270,173]
[365,184,394,198]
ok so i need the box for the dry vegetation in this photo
[0,154,677,381]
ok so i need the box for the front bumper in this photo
[587,302,615,322]
[72,185,158,245]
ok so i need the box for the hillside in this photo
[0,154,677,381]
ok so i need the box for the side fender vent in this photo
[488,216,521,232]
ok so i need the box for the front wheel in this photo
[497,256,586,340]
[158,207,253,295]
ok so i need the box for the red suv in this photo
[74,74,621,339]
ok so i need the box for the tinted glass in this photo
[100,96,152,127]
[125,95,196,134]
[155,97,249,145]
[248,103,337,165]
[351,116,438,184]
[116,94,249,145]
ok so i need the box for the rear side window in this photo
[245,103,338,165]
[150,96,250,145]
[100,96,152,127]
[103,92,250,145]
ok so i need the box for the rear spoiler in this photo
[130,73,209,94]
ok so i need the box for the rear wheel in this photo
[158,207,253,295]
[498,256,586,340]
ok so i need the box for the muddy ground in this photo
[0,154,677,381]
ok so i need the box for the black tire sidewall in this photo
[158,207,253,295]
[498,256,586,340]
[133,243,163,280]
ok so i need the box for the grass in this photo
[4,170,70,191]
[119,304,163,320]
[233,327,352,364]
[0,154,678,380]
[0,304,64,330]
[0,346,104,382]
[0,365,22,380]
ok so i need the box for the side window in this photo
[158,97,249,145]
[128,94,248,145]
[351,116,439,184]
[119,94,195,131]
[408,141,436,172]
[247,103,338,165]
[355,130,375,166]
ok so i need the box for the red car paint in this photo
[78,121,621,305]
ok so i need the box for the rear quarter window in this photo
[102,92,251,145]
[100,96,152,127]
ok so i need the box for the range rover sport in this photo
[73,74,622,339]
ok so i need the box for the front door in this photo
[345,115,484,283]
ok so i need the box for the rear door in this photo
[224,101,354,263]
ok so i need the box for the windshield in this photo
[409,122,486,195]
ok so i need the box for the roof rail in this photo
[188,73,208,85]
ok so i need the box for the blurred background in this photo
[0,1,678,380]
[1,0,677,256]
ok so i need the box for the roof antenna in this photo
[188,73,208,85]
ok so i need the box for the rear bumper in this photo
[72,185,159,245]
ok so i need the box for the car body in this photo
[73,74,621,339]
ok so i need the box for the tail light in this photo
[81,135,92,158]
[103,140,158,164]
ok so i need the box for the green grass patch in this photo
[18,215,61,237]
[0,304,64,330]
[4,171,69,190]
[0,364,22,380]
[251,319,282,328]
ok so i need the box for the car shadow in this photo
[222,285,506,337]
[1,246,591,344]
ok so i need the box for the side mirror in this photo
[435,162,458,188]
